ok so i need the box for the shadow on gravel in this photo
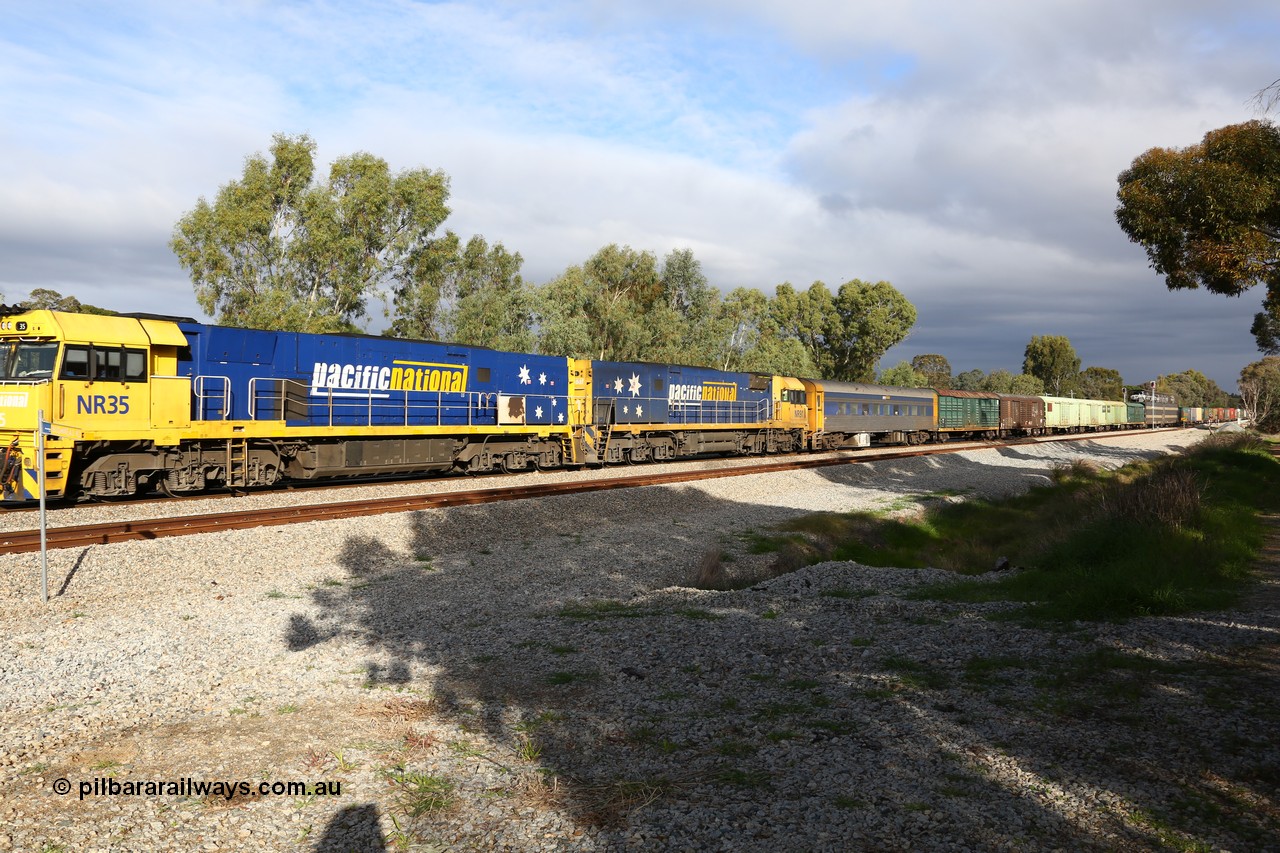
[805,435,1195,503]
[314,803,387,852]
[285,451,1280,851]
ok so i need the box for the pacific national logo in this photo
[311,360,468,394]
[668,381,738,406]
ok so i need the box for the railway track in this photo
[0,429,1180,555]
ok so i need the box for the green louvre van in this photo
[936,390,1000,437]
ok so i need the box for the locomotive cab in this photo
[0,309,191,501]
[772,376,809,430]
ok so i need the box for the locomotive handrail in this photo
[237,378,770,429]
[194,375,231,421]
[245,381,555,429]
[247,377,310,421]
[607,393,772,425]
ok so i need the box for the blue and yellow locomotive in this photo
[0,309,812,501]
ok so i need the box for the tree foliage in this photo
[389,235,534,352]
[704,287,818,376]
[952,369,986,391]
[21,288,117,315]
[1023,335,1081,395]
[1240,356,1280,432]
[647,248,722,365]
[772,280,916,381]
[1115,120,1280,351]
[1251,306,1280,355]
[172,133,453,332]
[980,370,1045,395]
[1157,369,1229,408]
[878,361,927,387]
[1076,366,1124,401]
[911,354,951,388]
[535,244,665,361]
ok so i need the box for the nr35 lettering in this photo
[76,395,130,415]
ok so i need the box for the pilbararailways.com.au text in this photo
[53,776,343,801]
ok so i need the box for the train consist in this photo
[0,309,1230,502]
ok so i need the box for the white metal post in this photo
[37,408,48,604]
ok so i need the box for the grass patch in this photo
[715,767,771,788]
[881,655,950,690]
[381,766,453,816]
[761,434,1279,621]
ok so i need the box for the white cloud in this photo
[0,0,1274,389]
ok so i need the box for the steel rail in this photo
[0,429,1179,555]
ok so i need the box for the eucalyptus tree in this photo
[535,244,664,360]
[772,279,916,381]
[911,354,952,388]
[1023,335,1081,395]
[1076,366,1124,400]
[1116,120,1280,352]
[878,362,927,387]
[1240,356,1280,431]
[172,133,453,332]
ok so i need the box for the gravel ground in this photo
[1,429,1277,852]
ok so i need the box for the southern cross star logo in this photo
[518,365,531,385]
[628,373,641,396]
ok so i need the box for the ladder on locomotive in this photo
[225,438,248,488]
[596,399,617,463]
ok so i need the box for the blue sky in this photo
[2,0,1278,390]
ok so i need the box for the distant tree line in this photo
[876,336,1236,407]
[17,132,1249,412]
[167,133,918,382]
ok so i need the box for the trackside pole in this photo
[37,408,48,604]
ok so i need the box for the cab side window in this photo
[61,345,148,382]
[61,346,90,380]
[96,348,123,381]
[124,349,146,381]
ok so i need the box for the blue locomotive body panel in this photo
[174,322,571,428]
[590,361,772,425]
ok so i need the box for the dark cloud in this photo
[0,1,1275,394]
